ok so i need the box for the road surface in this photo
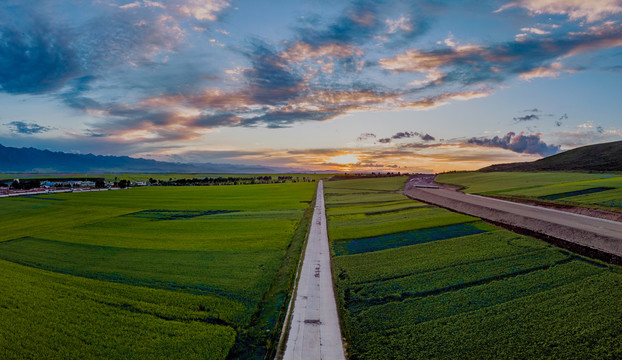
[281,180,346,360]
[405,185,622,258]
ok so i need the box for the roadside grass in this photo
[0,182,317,359]
[327,176,622,360]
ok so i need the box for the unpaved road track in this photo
[405,186,622,257]
[281,180,346,360]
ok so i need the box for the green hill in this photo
[480,141,622,172]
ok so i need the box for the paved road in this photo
[282,180,346,360]
[405,185,622,257]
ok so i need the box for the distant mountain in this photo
[0,144,289,173]
[480,141,622,172]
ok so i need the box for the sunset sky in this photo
[1,0,622,172]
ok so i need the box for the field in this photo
[325,177,622,359]
[0,183,317,359]
[437,171,622,209]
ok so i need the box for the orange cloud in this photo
[520,62,565,80]
[281,42,363,63]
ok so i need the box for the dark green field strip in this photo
[0,260,237,360]
[347,271,622,360]
[538,187,615,200]
[362,205,432,216]
[346,248,572,307]
[324,193,408,207]
[21,195,67,201]
[332,223,489,256]
[0,237,280,306]
[41,210,302,251]
[334,231,549,285]
[351,260,604,333]
[329,211,478,241]
[326,200,426,216]
[126,209,240,220]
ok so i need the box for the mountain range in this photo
[0,144,292,174]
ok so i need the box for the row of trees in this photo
[146,176,315,186]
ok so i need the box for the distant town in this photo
[0,175,323,197]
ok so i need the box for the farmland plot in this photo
[0,183,316,359]
[325,177,622,360]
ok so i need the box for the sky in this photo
[1,0,622,172]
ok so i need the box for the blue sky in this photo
[1,0,621,172]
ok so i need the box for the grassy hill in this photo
[480,141,622,172]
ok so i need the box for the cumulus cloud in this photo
[467,132,560,156]
[5,121,52,134]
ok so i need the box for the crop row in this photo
[0,260,236,360]
[345,247,572,307]
[347,270,622,360]
[334,231,548,285]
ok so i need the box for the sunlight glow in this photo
[327,154,360,165]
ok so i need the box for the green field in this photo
[437,171,622,209]
[0,183,317,359]
[325,177,622,359]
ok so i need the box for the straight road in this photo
[405,186,622,257]
[281,180,346,360]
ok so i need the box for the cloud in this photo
[555,113,568,127]
[0,2,185,96]
[378,131,436,143]
[520,27,551,35]
[119,0,231,21]
[467,132,560,156]
[380,23,622,89]
[5,121,52,134]
[294,0,431,50]
[0,14,79,94]
[519,62,566,80]
[496,0,622,23]
[243,40,305,105]
[357,132,376,140]
[514,114,539,122]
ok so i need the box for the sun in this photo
[327,154,360,165]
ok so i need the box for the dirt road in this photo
[405,185,622,258]
[281,180,345,360]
